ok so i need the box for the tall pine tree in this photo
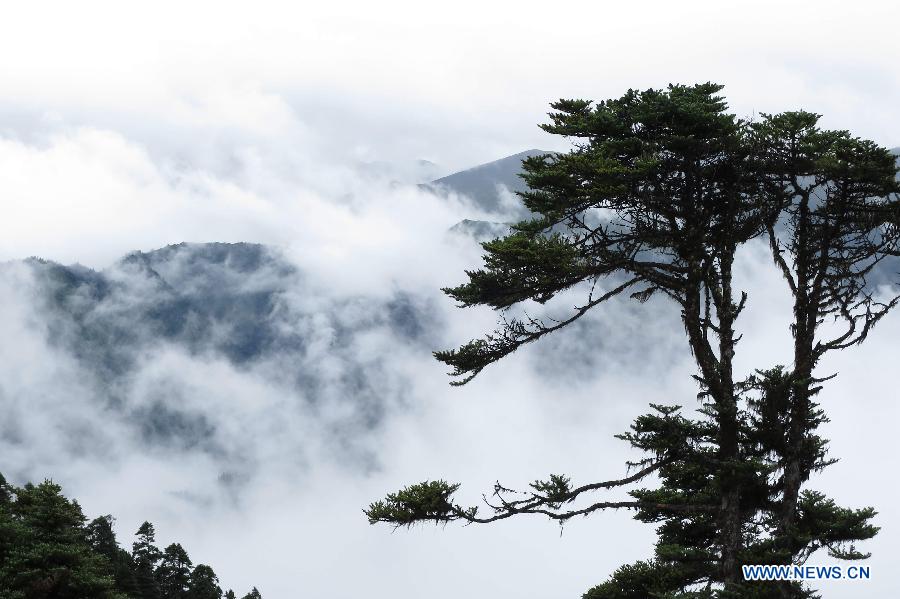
[132,521,162,599]
[88,515,140,596]
[156,543,192,599]
[366,84,900,598]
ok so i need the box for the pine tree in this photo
[240,588,261,599]
[366,84,900,598]
[87,515,140,597]
[132,521,162,599]
[86,515,120,560]
[0,480,124,598]
[744,111,899,596]
[156,543,192,599]
[0,474,12,505]
[0,473,18,577]
[0,473,256,599]
[186,564,222,599]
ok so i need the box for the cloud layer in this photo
[1,4,899,597]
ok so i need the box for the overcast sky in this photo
[1,2,898,598]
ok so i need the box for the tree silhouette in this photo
[366,84,900,598]
[88,515,140,596]
[0,474,261,599]
[133,521,163,599]
[187,564,223,599]
[156,543,192,599]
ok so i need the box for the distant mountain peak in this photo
[434,149,548,179]
[424,149,553,216]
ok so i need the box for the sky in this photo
[0,2,899,597]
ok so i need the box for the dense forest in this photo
[0,473,260,599]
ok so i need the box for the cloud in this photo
[4,234,897,598]
[1,2,898,172]
[1,4,899,596]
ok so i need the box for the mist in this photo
[1,2,899,597]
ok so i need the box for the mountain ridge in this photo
[0,242,437,458]
[423,149,552,216]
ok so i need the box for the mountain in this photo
[423,149,551,216]
[2,243,437,455]
[5,149,897,461]
[423,149,554,243]
[23,242,434,367]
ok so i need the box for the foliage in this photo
[186,565,223,599]
[156,544,192,599]
[368,83,900,598]
[0,474,261,599]
[0,479,124,599]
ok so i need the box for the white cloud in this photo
[0,3,898,597]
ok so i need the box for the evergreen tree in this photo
[87,515,119,559]
[240,588,261,599]
[366,84,900,598]
[0,480,124,598]
[132,521,162,599]
[0,473,257,599]
[224,591,236,599]
[0,473,18,575]
[87,515,140,597]
[186,564,222,599]
[0,473,13,505]
[156,543,192,599]
[745,111,900,596]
